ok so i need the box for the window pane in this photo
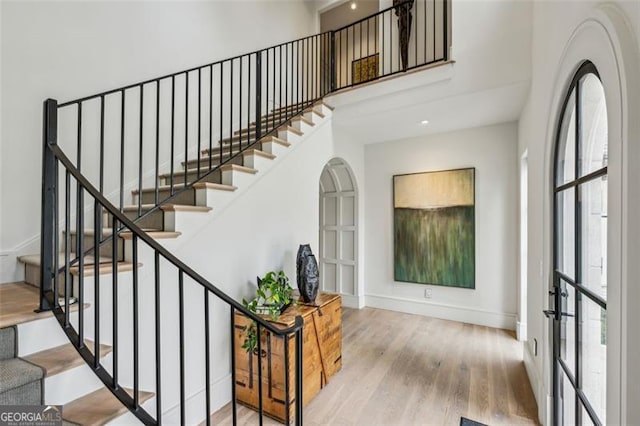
[580,295,607,424]
[556,90,576,187]
[562,372,577,426]
[556,188,575,278]
[579,74,608,177]
[560,280,576,374]
[579,176,607,301]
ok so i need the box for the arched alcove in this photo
[318,158,358,298]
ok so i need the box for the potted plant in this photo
[241,270,294,354]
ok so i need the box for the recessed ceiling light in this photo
[420,120,430,125]
[350,1,357,10]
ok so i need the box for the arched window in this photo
[553,61,608,425]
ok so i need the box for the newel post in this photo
[39,98,58,312]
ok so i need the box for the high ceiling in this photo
[320,0,380,32]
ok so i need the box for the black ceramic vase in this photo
[296,244,319,303]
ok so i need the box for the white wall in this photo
[363,122,518,329]
[518,1,640,424]
[0,0,318,283]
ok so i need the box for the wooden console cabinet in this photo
[233,292,342,423]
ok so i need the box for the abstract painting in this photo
[393,168,475,288]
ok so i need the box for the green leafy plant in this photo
[241,270,294,353]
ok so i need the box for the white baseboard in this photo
[524,343,549,425]
[516,321,527,341]
[340,294,364,309]
[162,374,231,425]
[364,293,516,330]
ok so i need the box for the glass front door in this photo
[552,61,608,426]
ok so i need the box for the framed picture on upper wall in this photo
[393,168,475,289]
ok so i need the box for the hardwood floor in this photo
[212,307,539,425]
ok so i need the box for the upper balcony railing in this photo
[39,1,449,424]
[331,0,449,90]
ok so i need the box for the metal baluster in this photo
[209,65,214,171]
[257,323,263,426]
[295,325,303,425]
[255,53,262,141]
[133,234,139,407]
[120,91,125,211]
[138,85,144,218]
[220,63,224,167]
[77,101,85,347]
[230,59,234,159]
[239,57,243,150]
[99,95,105,193]
[179,270,186,425]
[51,159,59,311]
[155,81,160,204]
[433,0,436,61]
[204,288,211,426]
[170,76,175,195]
[93,198,101,368]
[111,216,119,388]
[284,334,290,425]
[185,73,189,187]
[198,68,202,179]
[246,55,251,149]
[443,0,448,61]
[155,252,162,424]
[77,183,84,348]
[230,307,238,426]
[64,171,71,326]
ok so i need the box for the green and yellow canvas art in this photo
[393,168,475,288]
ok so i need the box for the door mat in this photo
[460,417,488,426]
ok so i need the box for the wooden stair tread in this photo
[0,282,88,328]
[119,203,210,213]
[291,115,315,126]
[158,167,221,180]
[25,341,112,378]
[20,253,137,276]
[67,228,159,236]
[243,149,276,160]
[160,204,212,213]
[191,182,237,192]
[70,260,138,277]
[63,387,154,426]
[131,183,190,195]
[19,253,112,267]
[119,230,181,240]
[313,99,334,111]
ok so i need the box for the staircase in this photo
[3,100,332,424]
[1,0,448,423]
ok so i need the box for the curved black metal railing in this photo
[39,1,449,424]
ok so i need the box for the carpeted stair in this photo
[0,326,44,405]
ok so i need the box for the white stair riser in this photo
[195,187,236,209]
[261,141,290,157]
[162,210,211,233]
[17,314,78,357]
[290,119,313,134]
[278,128,301,144]
[44,354,112,406]
[221,169,256,187]
[242,153,274,171]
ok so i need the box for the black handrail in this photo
[42,99,305,425]
[40,1,449,423]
